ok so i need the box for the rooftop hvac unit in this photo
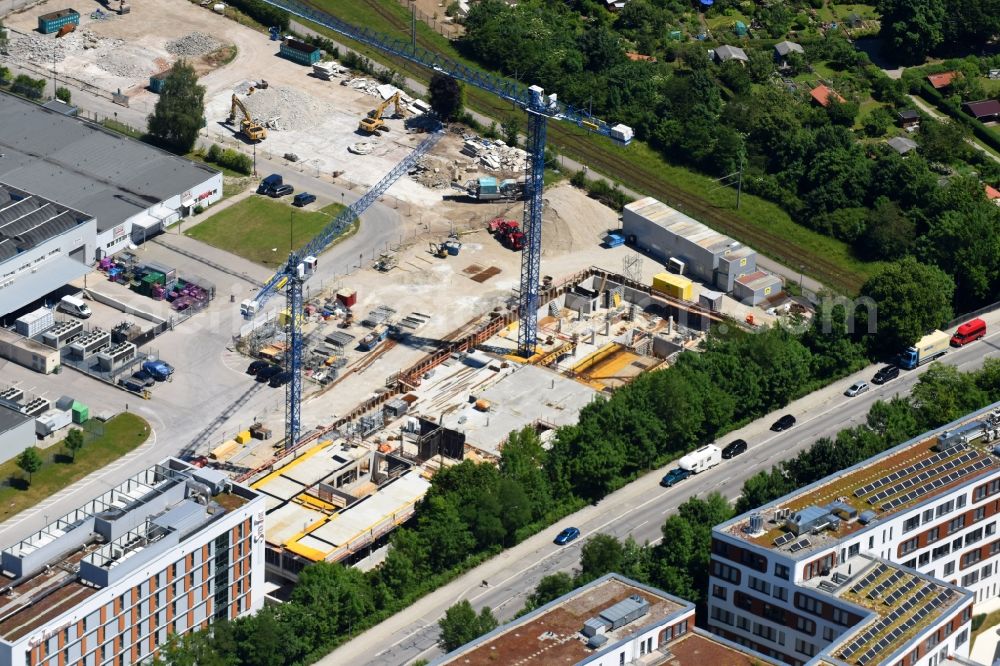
[41,320,84,349]
[95,342,136,371]
[20,397,50,417]
[748,512,764,534]
[68,329,111,359]
[0,387,24,408]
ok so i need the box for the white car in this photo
[845,381,870,397]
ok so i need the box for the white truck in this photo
[678,444,722,474]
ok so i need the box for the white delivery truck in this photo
[678,444,722,474]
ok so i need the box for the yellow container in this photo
[211,440,239,461]
[652,273,694,301]
[235,430,252,444]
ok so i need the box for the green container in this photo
[71,402,88,424]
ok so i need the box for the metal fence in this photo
[947,300,1000,329]
[390,0,463,39]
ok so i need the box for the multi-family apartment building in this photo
[708,402,1000,666]
[0,458,265,666]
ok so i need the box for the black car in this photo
[257,173,282,194]
[722,439,748,458]
[872,364,900,385]
[293,192,317,207]
[269,371,293,388]
[771,414,796,432]
[118,378,144,393]
[246,360,271,376]
[131,368,156,388]
[269,184,294,198]
[255,365,282,382]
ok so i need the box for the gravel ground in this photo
[166,32,223,57]
[239,86,330,131]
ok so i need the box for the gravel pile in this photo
[240,86,327,132]
[97,45,150,78]
[166,32,223,57]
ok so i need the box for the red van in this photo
[951,318,987,346]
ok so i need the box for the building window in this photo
[956,629,969,647]
[712,585,727,600]
[982,563,993,579]
[823,626,836,641]
[919,552,931,566]
[904,516,921,533]
[795,639,817,657]
[975,507,986,521]
[957,495,967,509]
[962,550,982,568]
[774,563,790,580]
[749,576,770,595]
[900,537,919,555]
[945,561,955,576]
[848,543,860,557]
[962,571,980,587]
[773,586,788,602]
[928,527,941,543]
[950,516,966,533]
[988,522,997,536]
[938,500,955,517]
[831,608,853,627]
[924,509,935,523]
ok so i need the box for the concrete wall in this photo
[0,412,35,464]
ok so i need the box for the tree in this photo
[523,572,575,613]
[919,118,970,164]
[826,97,860,127]
[428,73,463,121]
[501,115,521,148]
[858,257,955,355]
[64,428,84,462]
[877,0,946,64]
[858,198,916,260]
[55,86,71,103]
[147,60,205,154]
[863,106,893,137]
[16,447,43,485]
[578,534,625,582]
[438,600,497,652]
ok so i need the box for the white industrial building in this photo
[0,458,265,666]
[0,182,95,319]
[707,403,1000,666]
[0,403,34,466]
[0,92,222,317]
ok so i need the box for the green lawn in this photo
[185,197,353,267]
[705,12,750,36]
[0,413,150,522]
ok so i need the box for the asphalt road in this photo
[320,310,1000,666]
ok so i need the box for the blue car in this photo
[141,359,174,381]
[660,467,692,488]
[554,527,580,545]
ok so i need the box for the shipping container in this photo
[149,72,169,94]
[652,272,695,301]
[280,38,322,65]
[71,402,89,424]
[336,288,357,308]
[15,308,55,338]
[38,8,79,34]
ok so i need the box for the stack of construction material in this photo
[313,61,344,80]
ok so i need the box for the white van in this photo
[58,295,92,319]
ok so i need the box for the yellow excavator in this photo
[358,92,406,135]
[228,94,267,142]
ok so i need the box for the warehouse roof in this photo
[624,197,745,257]
[0,92,219,232]
[0,403,32,436]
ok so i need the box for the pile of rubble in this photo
[341,76,381,96]
[240,86,327,131]
[2,28,132,71]
[348,141,377,155]
[97,43,152,79]
[461,135,528,172]
[409,155,461,189]
[166,32,223,57]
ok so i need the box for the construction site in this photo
[0,0,800,579]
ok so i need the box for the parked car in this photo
[269,184,294,198]
[293,192,316,207]
[142,359,174,381]
[255,365,282,382]
[246,360,271,376]
[872,364,900,385]
[845,381,870,397]
[951,318,987,347]
[257,173,282,195]
[118,378,144,393]
[771,414,796,432]
[554,527,580,545]
[131,369,156,387]
[722,439,748,459]
[269,371,293,388]
[660,467,692,487]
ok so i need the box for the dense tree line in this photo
[458,1,1000,317]
[878,0,1000,64]
[521,360,1000,620]
[158,314,872,664]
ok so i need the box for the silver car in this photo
[845,381,870,397]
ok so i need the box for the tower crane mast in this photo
[256,0,633,358]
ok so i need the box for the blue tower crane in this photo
[256,0,633,358]
[241,130,443,447]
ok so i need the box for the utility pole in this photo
[410,1,416,50]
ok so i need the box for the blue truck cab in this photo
[142,359,174,381]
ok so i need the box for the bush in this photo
[55,86,71,103]
[207,143,222,162]
[228,0,289,30]
[11,74,44,99]
[217,148,253,175]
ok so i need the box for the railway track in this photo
[303,0,865,295]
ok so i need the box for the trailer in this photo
[678,444,722,474]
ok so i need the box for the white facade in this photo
[705,406,1000,666]
[94,173,223,256]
